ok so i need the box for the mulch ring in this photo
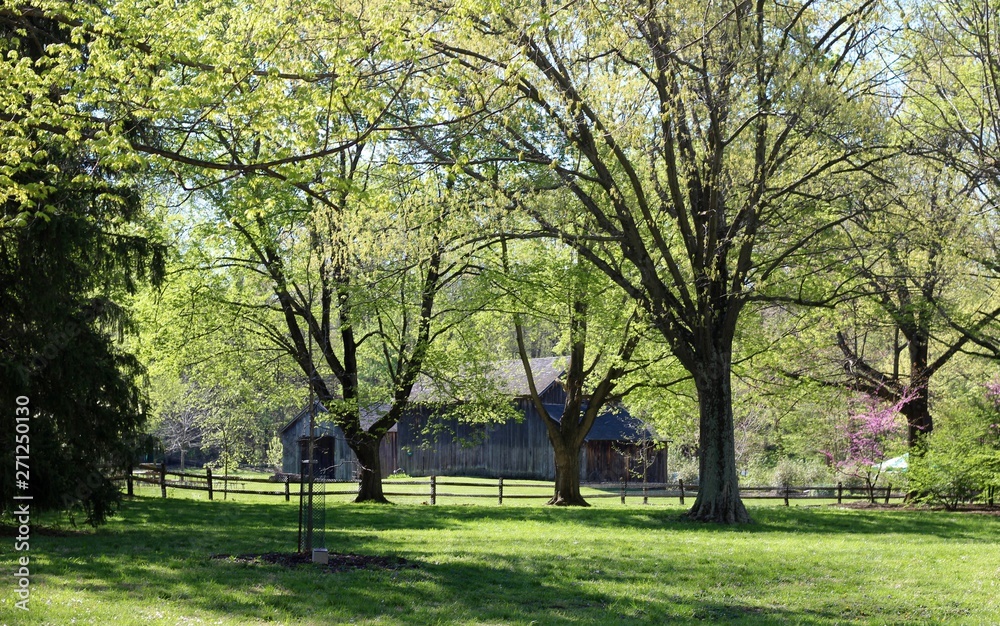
[210,551,417,573]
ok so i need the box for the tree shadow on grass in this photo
[27,497,994,624]
[104,496,997,546]
[37,535,866,625]
[318,500,997,542]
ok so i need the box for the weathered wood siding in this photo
[397,398,579,480]
[584,441,668,483]
[281,418,396,480]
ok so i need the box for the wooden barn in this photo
[279,358,667,483]
[279,401,398,481]
[396,358,668,483]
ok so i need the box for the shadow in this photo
[24,496,997,624]
[33,511,863,625]
[312,499,999,542]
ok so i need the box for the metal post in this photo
[498,477,504,506]
[430,475,436,505]
[159,462,167,499]
[642,444,648,505]
[206,467,213,501]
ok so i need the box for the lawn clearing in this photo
[2,496,997,625]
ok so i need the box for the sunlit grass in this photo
[3,494,997,625]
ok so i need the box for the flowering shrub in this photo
[824,389,913,502]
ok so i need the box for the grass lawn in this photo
[2,493,998,625]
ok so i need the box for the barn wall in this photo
[397,399,563,480]
[281,417,337,474]
[584,442,668,483]
[281,417,395,480]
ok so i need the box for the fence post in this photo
[430,475,436,505]
[989,486,994,507]
[678,479,685,505]
[620,477,626,504]
[126,461,133,497]
[643,482,648,506]
[498,477,504,505]
[206,467,214,501]
[884,483,891,505]
[837,481,843,504]
[159,462,167,499]
[285,478,290,502]
[784,483,789,507]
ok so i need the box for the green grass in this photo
[2,495,998,625]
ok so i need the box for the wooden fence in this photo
[127,464,918,505]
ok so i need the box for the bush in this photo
[671,458,700,485]
[769,458,835,487]
[909,434,999,510]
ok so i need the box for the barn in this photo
[279,402,397,481]
[280,358,667,483]
[397,358,668,483]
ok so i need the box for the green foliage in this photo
[0,5,169,525]
[909,393,1000,510]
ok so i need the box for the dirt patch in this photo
[210,551,417,573]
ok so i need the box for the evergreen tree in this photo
[1,8,165,525]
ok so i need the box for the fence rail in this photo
[126,463,914,505]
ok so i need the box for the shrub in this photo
[769,458,835,488]
[909,430,1000,510]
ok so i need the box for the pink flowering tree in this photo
[825,389,915,502]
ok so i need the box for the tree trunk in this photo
[686,355,750,524]
[351,438,389,504]
[905,336,932,447]
[549,441,588,506]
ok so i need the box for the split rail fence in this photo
[124,463,938,506]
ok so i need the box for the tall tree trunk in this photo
[905,335,932,447]
[351,437,388,503]
[686,353,750,524]
[549,438,588,506]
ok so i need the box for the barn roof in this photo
[280,358,661,439]
[583,408,654,442]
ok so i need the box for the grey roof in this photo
[584,408,654,442]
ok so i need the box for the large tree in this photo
[424,0,889,522]
[0,6,165,524]
[830,156,1000,446]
